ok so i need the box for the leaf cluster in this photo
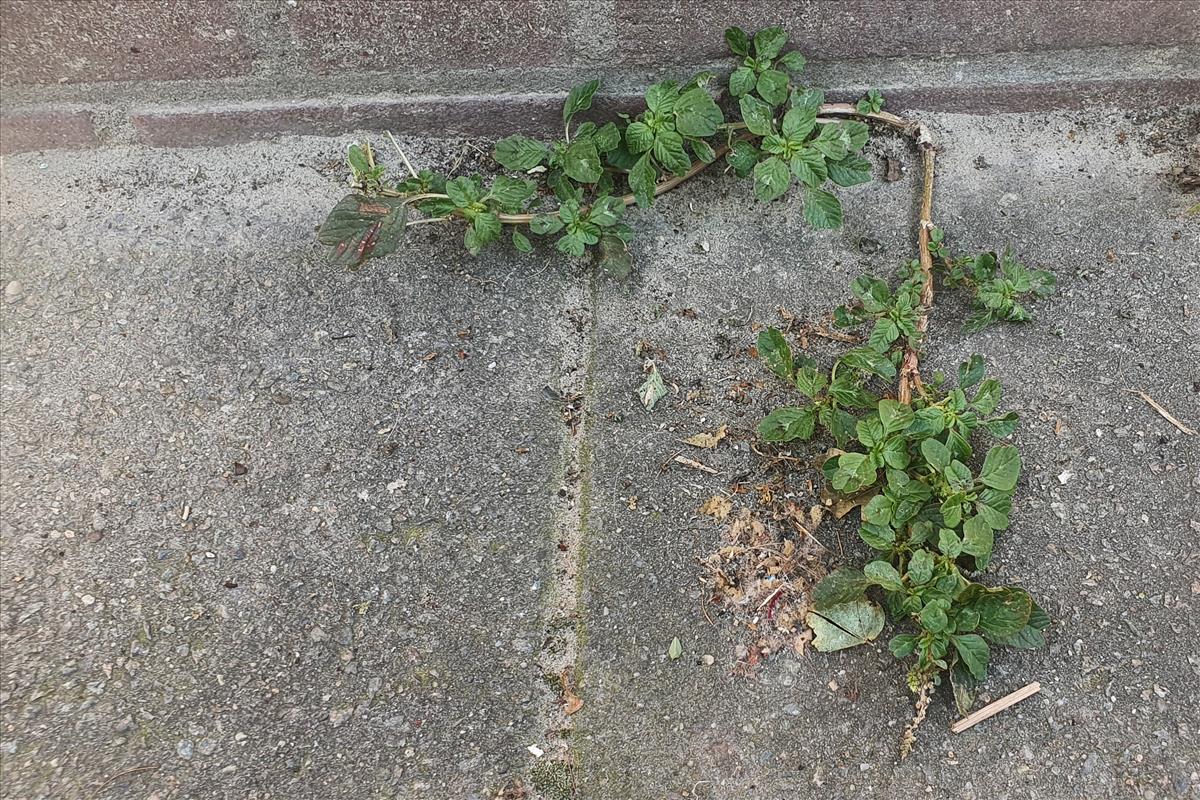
[931,229,1057,331]
[319,24,885,269]
[724,26,875,228]
[755,269,1048,714]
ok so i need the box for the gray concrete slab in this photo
[577,110,1200,800]
[1,108,1198,800]
[1,141,579,798]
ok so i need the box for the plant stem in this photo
[386,131,420,180]
[383,105,937,338]
[814,104,938,404]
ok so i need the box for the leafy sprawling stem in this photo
[314,21,1060,757]
[317,25,887,275]
[929,228,1057,330]
[755,247,1055,755]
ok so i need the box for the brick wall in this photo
[1,0,1197,153]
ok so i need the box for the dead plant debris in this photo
[699,502,827,674]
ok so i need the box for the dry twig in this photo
[1127,389,1197,435]
[951,681,1041,734]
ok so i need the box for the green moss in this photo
[530,760,574,800]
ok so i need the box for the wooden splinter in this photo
[950,681,1042,734]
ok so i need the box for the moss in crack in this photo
[530,760,574,800]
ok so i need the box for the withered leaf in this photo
[698,495,733,521]
[682,423,728,449]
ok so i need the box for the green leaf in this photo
[546,169,580,202]
[625,121,654,154]
[958,355,986,388]
[530,213,564,235]
[980,445,1021,491]
[919,598,950,633]
[724,26,751,56]
[588,195,625,227]
[466,212,501,255]
[962,585,1033,637]
[445,176,483,208]
[667,636,683,660]
[757,327,793,379]
[637,364,668,410]
[738,95,775,136]
[781,105,817,141]
[727,140,759,177]
[776,50,806,76]
[808,601,885,652]
[563,139,603,183]
[907,549,934,585]
[511,229,532,253]
[758,405,817,442]
[673,88,723,137]
[791,88,824,112]
[812,123,850,161]
[690,138,716,164]
[889,633,918,658]
[864,560,903,592]
[789,148,827,188]
[645,80,680,114]
[859,522,896,551]
[984,411,1019,439]
[803,186,843,229]
[827,154,872,186]
[628,153,657,208]
[593,121,621,152]
[752,156,791,202]
[877,399,914,433]
[318,194,408,268]
[841,120,870,151]
[753,26,788,60]
[598,233,633,278]
[652,129,693,176]
[494,134,549,171]
[949,656,978,715]
[938,527,963,558]
[962,515,994,568]
[868,318,900,351]
[728,66,756,97]
[488,175,536,212]
[756,69,789,106]
[973,378,1001,416]
[952,634,991,680]
[989,600,1049,650]
[347,143,369,174]
[563,78,600,123]
[920,437,951,471]
[814,567,870,609]
[838,347,896,380]
[794,366,827,398]
[555,231,587,257]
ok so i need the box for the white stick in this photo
[386,131,419,179]
[951,681,1041,734]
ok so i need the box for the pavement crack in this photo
[528,271,598,796]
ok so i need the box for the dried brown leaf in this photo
[682,423,728,449]
[698,495,733,521]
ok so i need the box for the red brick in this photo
[0,110,97,154]
[877,78,1200,113]
[130,95,643,149]
[0,0,250,85]
[288,0,573,72]
[613,0,1200,64]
